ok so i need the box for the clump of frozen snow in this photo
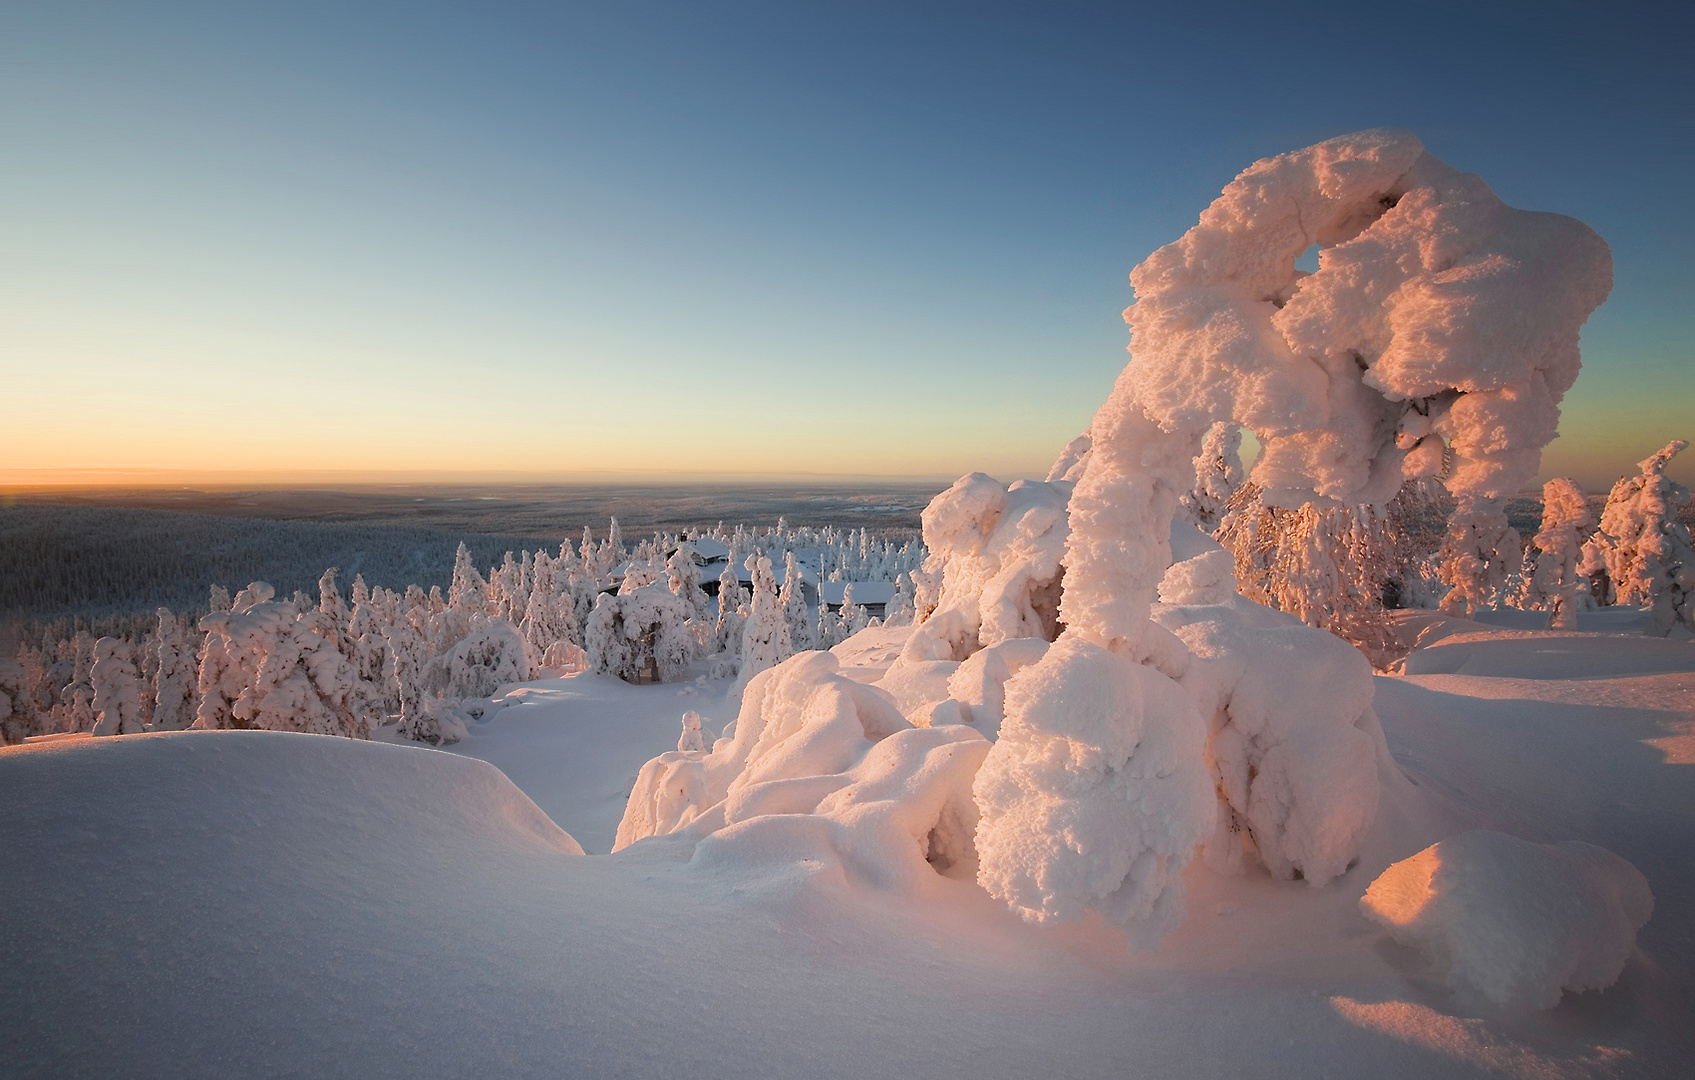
[615,651,990,892]
[901,473,1071,664]
[1361,831,1653,1011]
[942,636,1050,741]
[1154,533,1381,886]
[972,633,1214,948]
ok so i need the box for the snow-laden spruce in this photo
[980,128,1611,946]
[1361,831,1653,1011]
[1525,477,1595,629]
[1582,440,1695,635]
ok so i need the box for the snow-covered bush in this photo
[586,583,695,683]
[616,652,990,892]
[1361,831,1653,1011]
[1524,478,1595,629]
[433,618,531,700]
[900,473,1070,664]
[1581,440,1695,635]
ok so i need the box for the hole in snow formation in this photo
[1296,243,1321,273]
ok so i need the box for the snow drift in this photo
[1361,831,1653,1011]
[615,651,991,892]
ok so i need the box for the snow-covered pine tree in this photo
[779,550,812,650]
[1525,478,1596,629]
[1580,440,1695,635]
[149,608,197,730]
[89,637,146,736]
[738,554,791,687]
[1437,497,1523,617]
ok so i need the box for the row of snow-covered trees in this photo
[0,519,926,745]
[1187,421,1695,661]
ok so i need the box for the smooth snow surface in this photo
[1362,831,1653,1011]
[5,619,1695,1078]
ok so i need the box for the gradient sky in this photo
[4,1,1691,489]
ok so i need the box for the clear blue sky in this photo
[4,1,1690,488]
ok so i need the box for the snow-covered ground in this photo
[3,618,1691,1079]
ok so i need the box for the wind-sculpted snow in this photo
[989,129,1610,941]
[1125,127,1611,507]
[1154,537,1382,886]
[972,633,1214,948]
[615,651,990,892]
[901,473,1070,663]
[1361,831,1653,1011]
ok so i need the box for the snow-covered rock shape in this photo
[901,473,1070,664]
[1154,532,1381,886]
[615,652,991,892]
[985,130,1610,945]
[1361,831,1653,1011]
[972,634,1214,947]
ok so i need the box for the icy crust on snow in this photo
[1361,831,1653,1011]
[902,473,1070,663]
[615,652,990,891]
[1124,127,1612,508]
[1154,604,1379,886]
[972,633,1214,948]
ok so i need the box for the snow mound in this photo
[1361,830,1653,1011]
[903,473,1070,663]
[1154,589,1381,886]
[973,633,1214,949]
[615,651,991,892]
[944,636,1050,741]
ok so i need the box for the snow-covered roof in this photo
[685,538,729,562]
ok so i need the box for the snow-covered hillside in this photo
[2,615,1690,1078]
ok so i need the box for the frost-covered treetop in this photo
[1126,127,1613,507]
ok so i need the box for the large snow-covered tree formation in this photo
[979,128,1612,944]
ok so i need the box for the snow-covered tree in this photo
[1180,421,1244,533]
[148,608,198,731]
[194,582,374,738]
[586,584,695,683]
[431,618,531,700]
[779,550,813,650]
[666,543,712,624]
[1581,440,1695,635]
[89,637,146,736]
[714,564,747,658]
[1525,478,1595,629]
[983,129,1611,947]
[737,554,791,688]
[1437,498,1523,617]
